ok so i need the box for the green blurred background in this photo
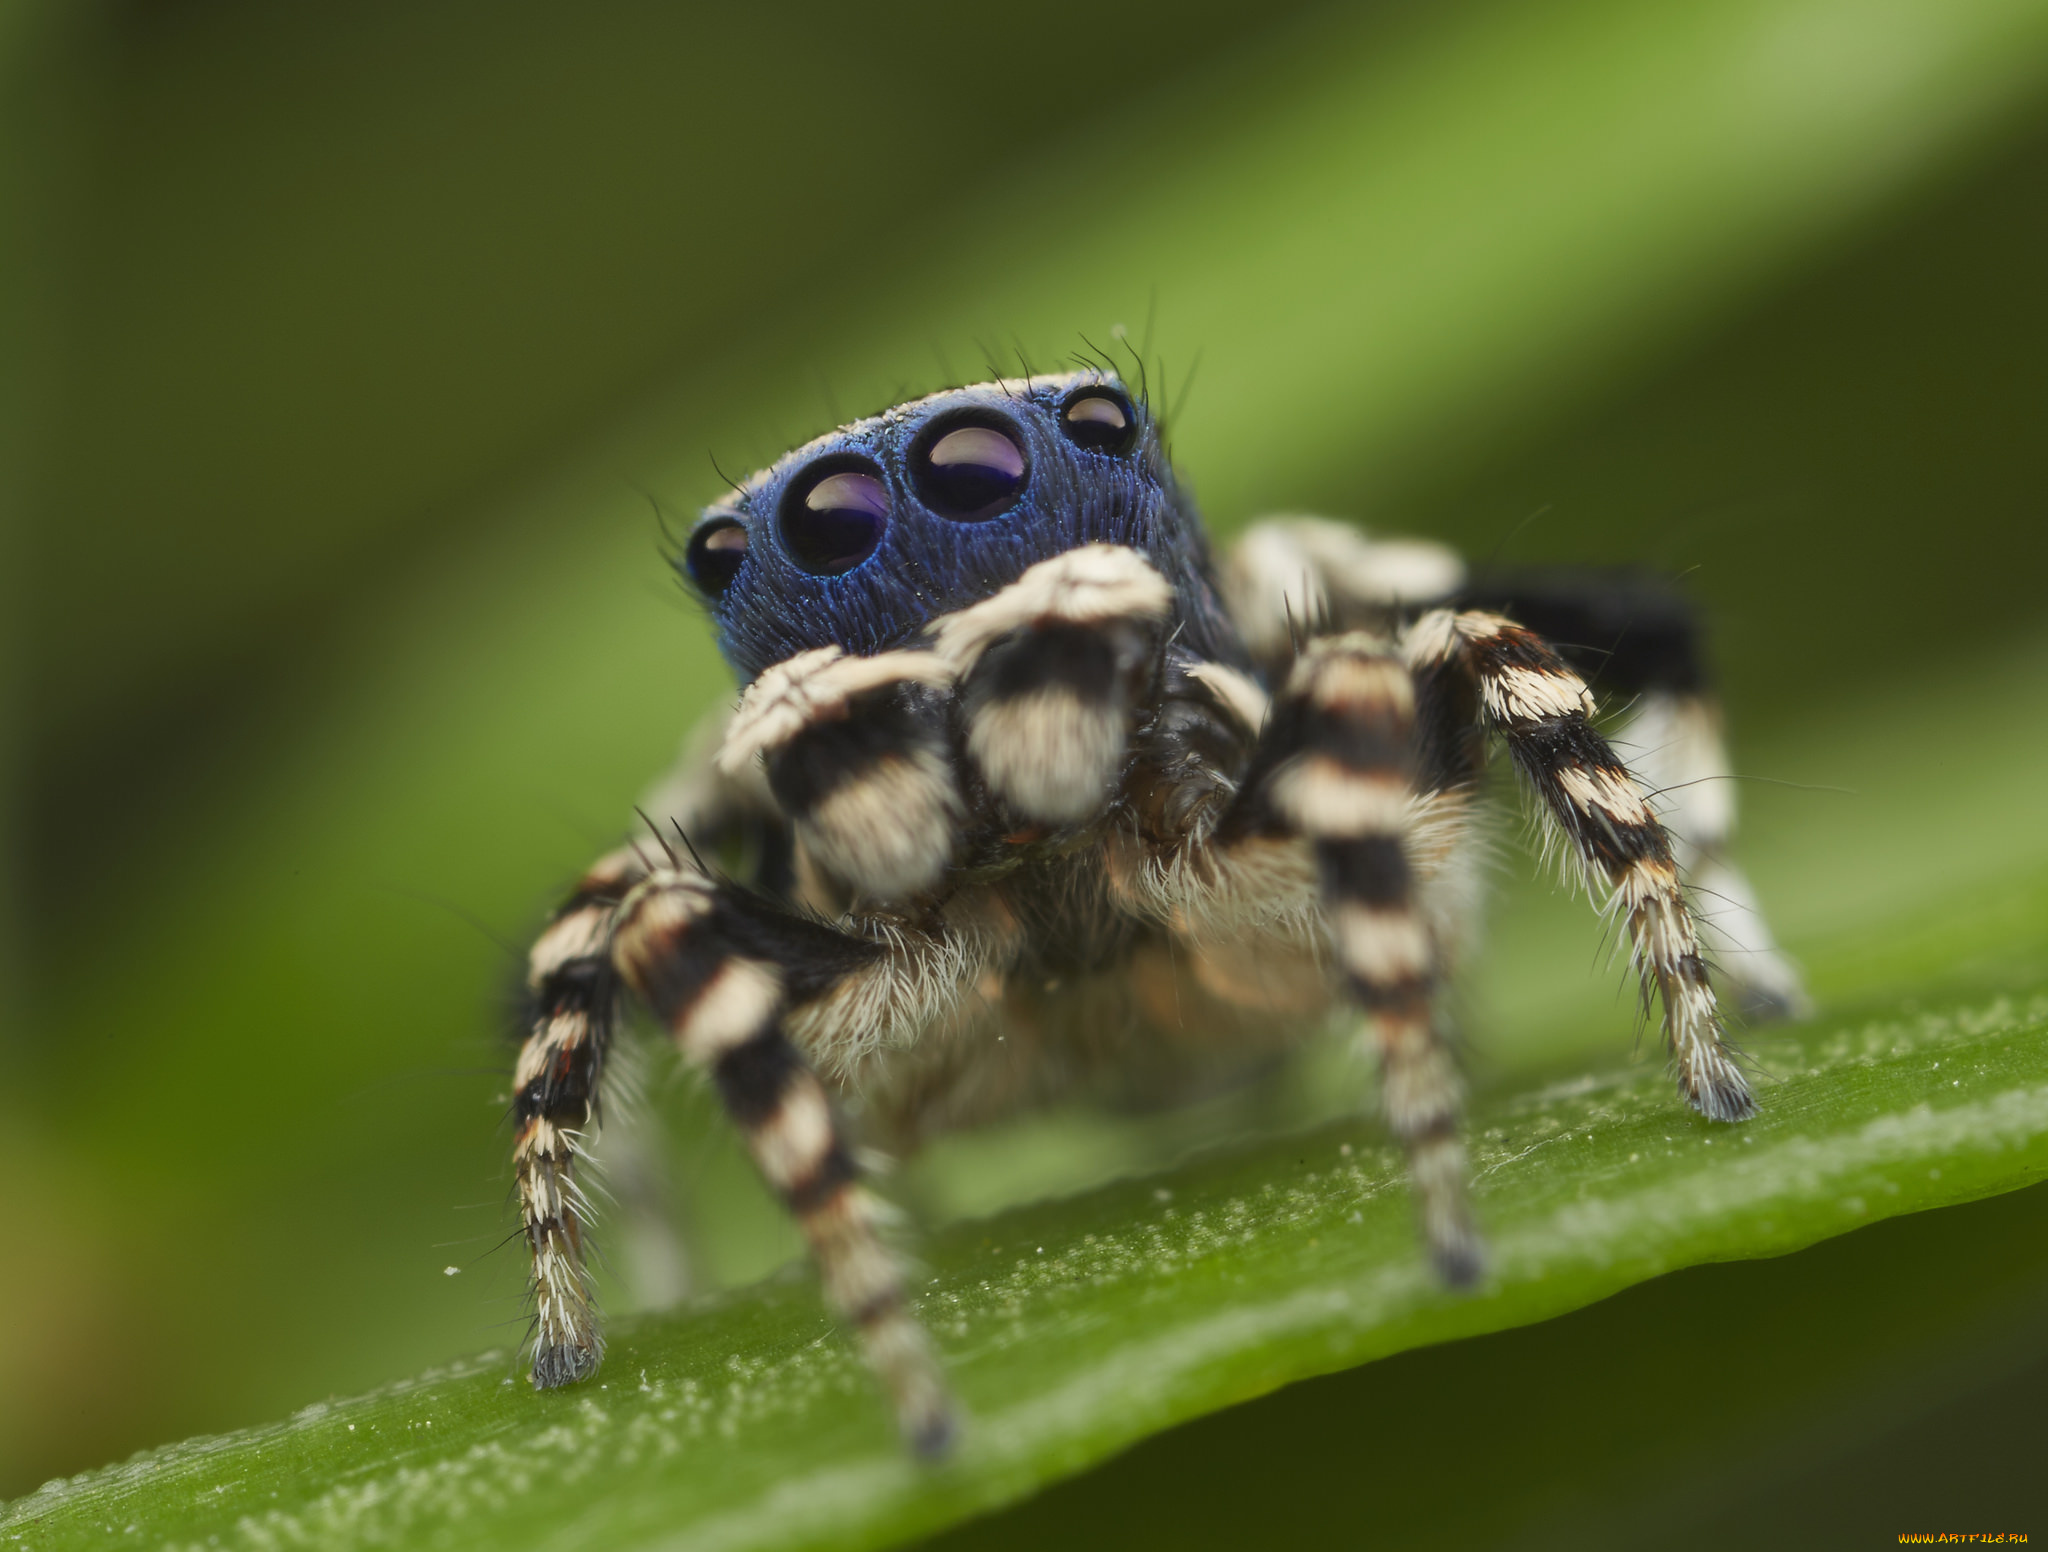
[6,0,2048,1539]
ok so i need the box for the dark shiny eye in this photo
[683,516,748,598]
[779,460,890,575]
[912,418,1028,521]
[1060,389,1136,453]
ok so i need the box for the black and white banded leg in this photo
[718,646,960,903]
[1406,609,1756,1122]
[1459,567,1806,1021]
[929,544,1172,826]
[1220,516,1466,675]
[1258,634,1482,1282]
[609,866,958,1457]
[1098,636,1483,1280]
[513,846,644,1388]
[1610,691,1806,1021]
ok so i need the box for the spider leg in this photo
[719,646,961,903]
[513,846,644,1388]
[1458,568,1807,1021]
[1612,691,1806,1020]
[638,700,796,897]
[1406,609,1756,1122]
[1220,515,1465,675]
[929,544,1172,825]
[1108,633,1483,1279]
[610,864,958,1457]
[516,737,815,1381]
[1266,634,1481,1281]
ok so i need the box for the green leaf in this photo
[9,969,2046,1550]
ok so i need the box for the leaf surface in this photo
[10,962,2046,1551]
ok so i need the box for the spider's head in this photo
[679,372,1235,681]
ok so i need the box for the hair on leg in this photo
[1460,567,1806,1021]
[719,646,961,904]
[514,846,646,1389]
[1117,634,1484,1282]
[610,865,958,1457]
[638,702,795,898]
[1263,633,1482,1282]
[1610,691,1807,1020]
[929,544,1172,825]
[1405,609,1756,1122]
[1219,516,1466,675]
[1453,566,1705,698]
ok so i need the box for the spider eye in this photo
[912,419,1028,521]
[1060,390,1136,454]
[779,461,890,575]
[684,517,748,598]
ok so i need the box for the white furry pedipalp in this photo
[719,646,954,775]
[926,544,1171,674]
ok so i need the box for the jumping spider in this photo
[510,370,1802,1455]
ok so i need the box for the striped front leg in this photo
[610,868,957,1457]
[718,645,960,904]
[929,544,1172,825]
[1266,635,1482,1284]
[514,847,644,1388]
[1406,610,1756,1123]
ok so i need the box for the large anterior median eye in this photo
[779,460,890,575]
[683,516,748,598]
[912,418,1027,521]
[1060,388,1136,454]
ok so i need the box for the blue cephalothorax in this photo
[680,372,1246,681]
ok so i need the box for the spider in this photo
[508,369,1803,1457]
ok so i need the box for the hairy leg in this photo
[929,544,1172,826]
[1405,609,1755,1121]
[1219,516,1465,674]
[1458,566,1805,1019]
[638,702,796,898]
[610,865,960,1456]
[1109,632,1484,1281]
[513,846,645,1387]
[719,646,960,904]
[1262,634,1481,1280]
[1610,691,1807,1020]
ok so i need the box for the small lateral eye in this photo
[913,419,1028,521]
[1060,390,1136,453]
[684,517,748,598]
[779,461,890,575]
